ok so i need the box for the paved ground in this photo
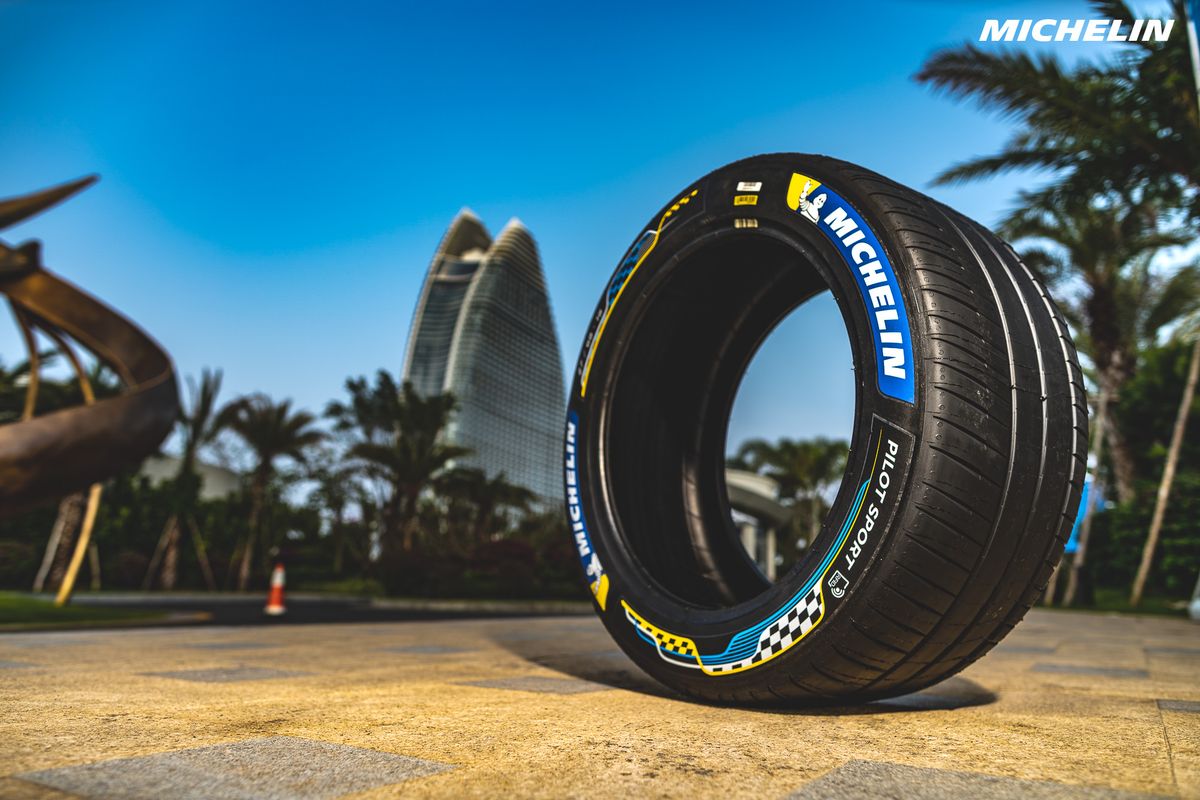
[0,608,1197,799]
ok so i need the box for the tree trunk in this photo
[1043,560,1063,606]
[237,473,268,592]
[224,541,242,590]
[332,508,345,575]
[32,495,69,591]
[809,493,820,544]
[142,519,173,590]
[236,529,257,592]
[160,518,181,591]
[1064,388,1109,607]
[54,483,103,607]
[185,516,218,591]
[400,487,420,552]
[378,494,398,556]
[1131,337,1200,607]
[87,542,101,591]
[401,514,417,552]
[1088,335,1136,503]
[1106,421,1138,504]
[39,492,88,592]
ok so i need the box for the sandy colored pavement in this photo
[0,608,1197,799]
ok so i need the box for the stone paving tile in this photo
[1158,699,1200,798]
[3,609,1195,797]
[461,675,609,694]
[0,636,87,648]
[1157,699,1200,713]
[144,666,309,683]
[993,645,1059,654]
[487,630,573,642]
[1031,663,1150,679]
[1146,647,1200,657]
[1054,643,1148,667]
[380,645,474,654]
[787,760,1170,799]
[17,735,451,800]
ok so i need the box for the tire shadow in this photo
[490,632,683,700]
[494,635,998,713]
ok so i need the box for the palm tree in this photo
[1001,191,1197,503]
[915,0,1199,222]
[730,437,849,545]
[327,371,467,554]
[325,371,401,444]
[306,450,356,575]
[1001,193,1197,606]
[918,0,1200,607]
[1132,319,1200,606]
[439,467,536,546]
[144,369,226,591]
[221,394,324,591]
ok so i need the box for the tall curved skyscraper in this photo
[402,209,566,504]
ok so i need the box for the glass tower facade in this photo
[402,210,566,505]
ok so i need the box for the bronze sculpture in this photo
[0,177,179,602]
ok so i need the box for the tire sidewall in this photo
[565,154,926,692]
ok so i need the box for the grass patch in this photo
[0,592,165,630]
[293,577,386,597]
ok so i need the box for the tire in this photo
[564,154,1087,705]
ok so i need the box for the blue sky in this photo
[0,0,1141,452]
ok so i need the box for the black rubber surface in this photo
[564,154,1087,705]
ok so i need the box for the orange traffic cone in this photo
[264,563,287,616]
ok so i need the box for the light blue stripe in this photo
[701,480,869,663]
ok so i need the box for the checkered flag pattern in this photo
[623,603,699,659]
[705,584,824,673]
[659,634,696,657]
[758,586,822,658]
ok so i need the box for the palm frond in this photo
[1142,264,1200,339]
